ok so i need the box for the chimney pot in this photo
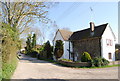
[90,22,95,32]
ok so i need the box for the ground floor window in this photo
[108,53,112,59]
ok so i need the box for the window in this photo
[106,39,109,46]
[110,40,113,46]
[106,39,113,46]
[108,53,112,59]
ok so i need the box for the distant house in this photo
[53,22,116,61]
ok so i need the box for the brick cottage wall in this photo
[72,37,101,61]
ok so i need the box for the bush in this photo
[44,41,53,60]
[92,57,102,67]
[101,58,109,66]
[115,50,120,60]
[30,51,38,58]
[54,40,64,60]
[60,59,73,62]
[81,52,92,62]
[1,23,19,79]
[37,41,53,60]
[92,57,109,67]
[29,48,39,58]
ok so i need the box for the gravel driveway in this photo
[11,54,118,80]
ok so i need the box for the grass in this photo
[87,64,120,69]
[39,59,120,69]
[2,57,18,80]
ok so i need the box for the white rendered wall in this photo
[53,31,73,60]
[101,24,115,61]
[60,41,73,60]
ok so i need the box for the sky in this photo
[35,2,118,45]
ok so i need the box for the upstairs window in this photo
[106,39,113,46]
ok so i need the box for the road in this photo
[11,54,118,80]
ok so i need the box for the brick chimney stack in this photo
[90,22,95,32]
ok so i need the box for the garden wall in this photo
[58,60,92,67]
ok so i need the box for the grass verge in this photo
[38,58,120,69]
[2,57,18,80]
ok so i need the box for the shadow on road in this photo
[6,79,119,81]
[18,54,50,63]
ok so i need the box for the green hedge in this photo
[1,23,19,80]
[2,58,18,79]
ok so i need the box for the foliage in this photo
[0,2,54,35]
[32,33,36,48]
[101,58,109,66]
[81,52,92,62]
[115,49,120,60]
[1,23,21,49]
[60,59,73,62]
[54,40,64,60]
[44,41,53,59]
[25,33,38,57]
[92,57,109,67]
[38,41,53,60]
[25,34,32,54]
[1,23,19,79]
[2,57,18,79]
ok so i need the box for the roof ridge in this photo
[73,23,108,33]
[58,29,73,33]
[69,23,108,40]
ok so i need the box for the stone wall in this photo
[58,60,91,67]
[72,38,101,61]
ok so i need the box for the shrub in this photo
[54,40,64,60]
[92,57,102,67]
[92,57,109,67]
[115,50,120,60]
[81,52,92,62]
[29,48,39,58]
[44,41,53,60]
[1,23,19,79]
[101,58,109,66]
[60,59,73,62]
[37,41,53,60]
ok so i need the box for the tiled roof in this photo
[59,29,73,41]
[69,23,108,40]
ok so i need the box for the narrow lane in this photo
[11,54,118,80]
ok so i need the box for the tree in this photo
[44,41,53,59]
[25,34,32,54]
[32,33,36,48]
[54,40,64,60]
[0,2,55,35]
[25,33,38,55]
[1,23,20,79]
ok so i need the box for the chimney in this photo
[90,22,95,32]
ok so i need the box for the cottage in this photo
[53,29,73,60]
[53,22,116,61]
